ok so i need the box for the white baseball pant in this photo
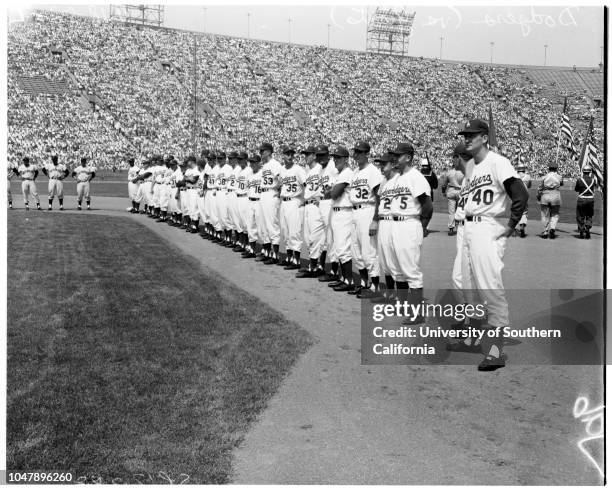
[446,189,460,228]
[227,191,239,231]
[160,184,171,211]
[236,196,250,234]
[331,208,353,264]
[180,190,189,216]
[169,188,180,213]
[376,218,393,276]
[247,199,260,243]
[48,179,63,199]
[351,206,380,277]
[258,191,280,245]
[197,192,206,222]
[461,216,509,328]
[303,202,326,260]
[186,188,199,220]
[319,199,337,261]
[152,183,162,208]
[451,222,465,304]
[215,190,229,230]
[129,182,140,203]
[76,182,90,201]
[388,218,423,287]
[21,180,39,204]
[280,199,304,252]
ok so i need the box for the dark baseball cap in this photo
[201,149,210,157]
[390,143,415,156]
[208,151,217,160]
[353,141,371,153]
[330,145,350,158]
[217,151,227,160]
[315,144,329,155]
[22,157,29,163]
[301,145,317,155]
[374,153,392,163]
[186,155,196,163]
[281,145,296,155]
[452,142,471,160]
[237,151,248,160]
[228,151,238,159]
[458,119,489,135]
[259,142,274,153]
[248,154,262,163]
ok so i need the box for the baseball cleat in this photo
[232,245,243,252]
[242,252,256,259]
[549,229,556,239]
[328,280,344,288]
[295,270,315,278]
[347,286,362,295]
[263,257,278,265]
[319,273,339,282]
[48,206,52,211]
[540,232,547,239]
[59,206,64,211]
[333,283,355,292]
[520,228,526,238]
[579,232,585,239]
[77,205,82,210]
[585,231,591,239]
[254,255,267,262]
[284,263,300,270]
[9,204,12,209]
[87,206,91,210]
[358,289,383,300]
[37,204,41,210]
[477,354,507,371]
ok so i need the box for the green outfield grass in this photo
[9,181,604,226]
[7,213,312,483]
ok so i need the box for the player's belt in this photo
[379,216,393,221]
[392,215,419,221]
[179,187,186,191]
[282,197,298,201]
[465,216,483,222]
[333,206,352,212]
[249,197,260,201]
[236,194,247,198]
[447,185,461,189]
[305,199,319,205]
[22,178,33,181]
[352,203,373,210]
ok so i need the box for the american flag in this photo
[577,116,604,191]
[560,97,577,158]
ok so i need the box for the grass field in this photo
[9,179,604,226]
[7,213,312,483]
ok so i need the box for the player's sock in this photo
[77,200,82,209]
[286,250,294,264]
[293,251,300,265]
[341,260,353,285]
[487,344,501,358]
[385,275,395,292]
[86,200,91,209]
[309,258,318,271]
[358,268,369,287]
[371,276,380,292]
[331,261,339,276]
[264,243,271,257]
[59,199,63,207]
[395,281,409,304]
[319,250,327,270]
[273,244,280,259]
[49,198,53,206]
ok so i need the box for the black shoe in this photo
[541,232,548,239]
[328,280,344,288]
[312,269,325,277]
[284,263,300,270]
[263,258,278,265]
[448,229,454,236]
[520,228,526,238]
[357,289,382,300]
[549,229,556,239]
[296,270,316,278]
[255,255,268,262]
[333,283,355,292]
[277,259,290,267]
[347,286,362,295]
[242,252,256,259]
[477,354,507,371]
[232,245,243,252]
[585,231,591,239]
[320,273,340,283]
[446,341,483,353]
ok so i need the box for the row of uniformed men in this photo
[128,141,433,301]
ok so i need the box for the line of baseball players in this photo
[128,121,530,371]
[9,156,97,210]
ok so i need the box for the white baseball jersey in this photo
[280,164,307,199]
[162,167,174,185]
[128,165,140,182]
[208,164,220,189]
[153,165,166,184]
[333,167,354,207]
[261,158,282,191]
[247,169,263,198]
[170,167,183,188]
[17,164,37,180]
[304,163,323,200]
[216,164,233,190]
[227,166,240,192]
[378,174,399,217]
[349,163,383,205]
[73,165,96,182]
[463,151,518,217]
[46,163,67,180]
[184,167,201,185]
[541,171,562,190]
[320,159,338,192]
[138,167,150,181]
[390,167,430,217]
[236,166,251,196]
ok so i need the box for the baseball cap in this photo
[248,154,261,163]
[390,142,415,156]
[458,119,489,135]
[208,151,217,160]
[22,157,29,163]
[237,151,248,160]
[548,162,558,169]
[281,145,296,155]
[301,145,317,155]
[374,153,391,163]
[259,142,274,153]
[330,145,350,158]
[315,144,329,155]
[582,164,592,171]
[228,151,238,159]
[186,155,196,163]
[353,141,371,153]
[217,151,227,160]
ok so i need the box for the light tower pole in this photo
[544,44,548,66]
[247,12,251,39]
[439,36,444,59]
[288,17,292,44]
[490,42,495,64]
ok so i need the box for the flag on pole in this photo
[560,97,577,157]
[488,105,498,151]
[577,116,604,191]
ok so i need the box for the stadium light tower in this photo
[247,12,251,39]
[109,5,164,27]
[327,23,331,49]
[439,36,443,60]
[203,7,207,33]
[366,7,416,58]
[288,17,292,44]
[544,44,548,66]
[490,41,495,64]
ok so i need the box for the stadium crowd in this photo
[8,9,603,176]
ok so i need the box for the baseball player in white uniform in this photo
[127,158,141,213]
[538,163,563,239]
[15,157,41,210]
[151,156,167,219]
[233,151,251,252]
[386,143,433,322]
[168,158,183,225]
[440,154,465,235]
[316,145,341,282]
[215,152,233,244]
[326,146,356,292]
[204,152,219,239]
[452,119,528,371]
[139,159,155,215]
[134,160,151,214]
[225,151,241,248]
[516,163,532,238]
[183,156,201,233]
[195,158,207,232]
[278,145,306,270]
[157,157,175,222]
[72,157,96,210]
[43,155,69,210]
[349,141,383,298]
[177,160,190,227]
[373,153,399,303]
[8,165,14,209]
[243,154,264,259]
[258,142,283,264]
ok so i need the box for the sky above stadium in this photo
[24,3,605,68]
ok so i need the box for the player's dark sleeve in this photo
[89,172,96,181]
[330,182,348,201]
[372,184,381,220]
[503,177,529,229]
[34,169,39,179]
[417,193,433,229]
[42,167,48,176]
[574,180,581,192]
[64,168,70,178]
[429,173,439,189]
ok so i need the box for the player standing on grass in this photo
[183,156,201,233]
[452,119,528,371]
[440,152,465,236]
[43,155,69,210]
[537,162,563,239]
[15,157,41,210]
[243,154,264,259]
[278,145,306,270]
[258,142,283,264]
[316,145,341,283]
[127,158,141,213]
[72,157,96,210]
[233,151,251,252]
[349,141,383,299]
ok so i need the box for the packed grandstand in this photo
[8,9,604,176]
